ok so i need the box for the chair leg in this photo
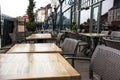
[89,64,93,79]
[78,45,81,52]
[82,46,90,56]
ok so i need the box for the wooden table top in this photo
[40,29,50,32]
[0,53,81,80]
[26,33,52,40]
[79,33,109,37]
[7,43,62,53]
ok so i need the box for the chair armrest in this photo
[0,47,10,50]
[65,57,91,61]
[61,53,75,55]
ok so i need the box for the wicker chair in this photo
[99,31,109,44]
[56,33,64,47]
[16,32,26,43]
[68,32,88,55]
[101,31,109,35]
[66,45,120,80]
[61,38,79,66]
[110,31,120,40]
[103,37,120,50]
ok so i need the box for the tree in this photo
[25,0,35,32]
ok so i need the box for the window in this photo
[118,15,120,20]
[118,8,120,13]
[62,9,71,29]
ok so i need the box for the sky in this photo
[102,0,113,15]
[0,0,51,17]
[0,0,113,19]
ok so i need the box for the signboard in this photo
[18,25,25,32]
[68,0,74,5]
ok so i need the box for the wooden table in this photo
[26,33,52,40]
[7,43,62,53]
[79,33,109,37]
[40,29,51,33]
[79,33,109,46]
[0,53,81,80]
[79,33,109,56]
[26,33,52,43]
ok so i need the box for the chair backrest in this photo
[100,31,109,44]
[77,29,80,33]
[56,33,64,46]
[111,31,120,39]
[81,29,85,33]
[101,31,109,35]
[61,38,79,55]
[103,37,120,50]
[56,33,64,41]
[90,45,120,80]
[68,33,80,40]
[9,33,16,43]
[17,32,25,39]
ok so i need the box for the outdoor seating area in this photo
[1,0,120,80]
[0,30,120,80]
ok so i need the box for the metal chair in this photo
[66,45,120,80]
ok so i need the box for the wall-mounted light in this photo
[68,0,74,5]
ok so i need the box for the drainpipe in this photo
[97,1,102,33]
[89,0,94,33]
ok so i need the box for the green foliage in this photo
[26,0,35,32]
[25,22,36,32]
[72,21,77,31]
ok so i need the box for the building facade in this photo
[17,16,25,32]
[36,7,45,23]
[45,4,51,19]
[56,0,104,33]
[36,4,51,23]
[108,0,120,28]
[56,0,76,30]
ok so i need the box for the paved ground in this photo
[67,50,90,80]
[54,39,90,80]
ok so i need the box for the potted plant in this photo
[72,21,77,32]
